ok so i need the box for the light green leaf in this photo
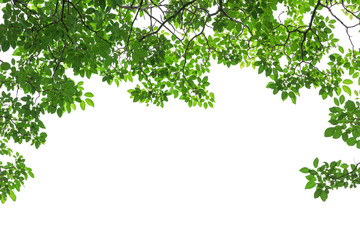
[338,46,344,54]
[342,85,351,96]
[9,190,16,202]
[343,79,353,85]
[85,98,95,107]
[80,101,86,110]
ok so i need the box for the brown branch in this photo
[300,0,321,60]
[139,0,197,42]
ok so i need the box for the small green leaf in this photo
[339,95,345,104]
[342,85,351,96]
[340,163,348,169]
[85,98,94,107]
[338,46,344,54]
[84,92,94,97]
[80,101,86,110]
[299,167,309,173]
[306,175,316,181]
[57,108,63,118]
[305,181,316,189]
[204,102,208,109]
[313,158,319,168]
[343,79,353,85]
[28,171,34,178]
[9,190,16,202]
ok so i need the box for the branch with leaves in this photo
[1,0,360,203]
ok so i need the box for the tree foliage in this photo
[1,0,360,203]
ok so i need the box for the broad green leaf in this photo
[320,191,328,202]
[343,79,353,85]
[1,62,11,70]
[346,137,356,146]
[314,189,322,199]
[305,181,316,189]
[299,167,309,173]
[342,85,351,96]
[324,128,334,137]
[2,40,10,51]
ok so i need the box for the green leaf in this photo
[313,158,319,168]
[306,175,316,181]
[343,79,353,85]
[299,167,309,173]
[320,191,328,202]
[57,108,63,118]
[314,189,322,199]
[345,100,355,110]
[339,95,345,104]
[324,128,334,137]
[305,181,316,189]
[80,101,86,110]
[9,190,16,202]
[84,92,94,97]
[342,85,351,96]
[1,62,11,70]
[338,46,344,54]
[281,91,288,101]
[346,137,356,146]
[2,40,10,51]
[85,98,95,107]
[340,163,348,169]
[28,171,35,178]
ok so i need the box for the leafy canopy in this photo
[1,0,360,203]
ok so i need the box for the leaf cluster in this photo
[0,0,360,202]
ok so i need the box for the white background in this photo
[1,62,360,239]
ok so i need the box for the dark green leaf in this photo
[1,62,11,70]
